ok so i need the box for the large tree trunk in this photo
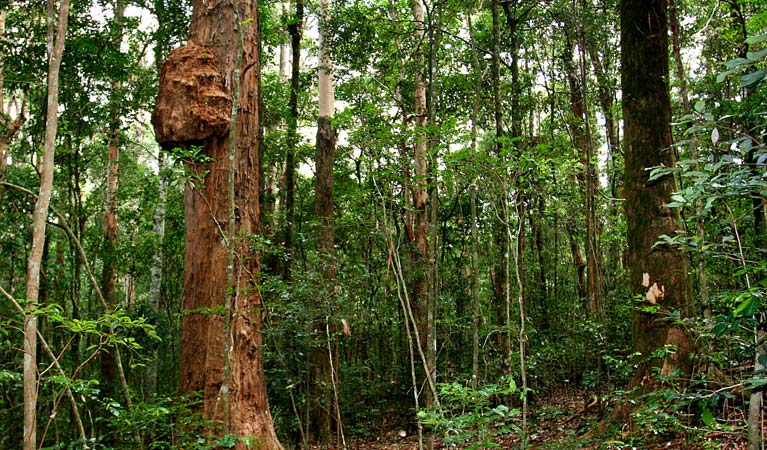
[24,0,70,448]
[153,0,281,446]
[621,0,693,393]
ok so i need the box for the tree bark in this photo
[99,0,125,404]
[157,0,282,446]
[145,149,166,402]
[24,0,70,448]
[283,0,303,280]
[0,8,27,178]
[307,0,339,441]
[621,0,693,393]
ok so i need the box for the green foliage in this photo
[417,377,522,449]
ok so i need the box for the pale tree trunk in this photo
[145,149,166,402]
[426,4,441,435]
[153,0,282,446]
[145,3,171,402]
[308,0,341,443]
[621,0,693,396]
[24,0,70,448]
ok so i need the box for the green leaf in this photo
[740,69,767,87]
[733,295,755,317]
[747,48,767,62]
[745,34,767,45]
[701,408,715,427]
[724,57,750,70]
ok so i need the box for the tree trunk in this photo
[99,0,125,404]
[154,0,282,446]
[621,0,693,393]
[145,149,166,402]
[490,0,511,380]
[466,4,482,390]
[24,0,70,448]
[0,8,27,178]
[307,0,339,441]
[283,0,303,280]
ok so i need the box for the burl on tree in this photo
[151,43,231,149]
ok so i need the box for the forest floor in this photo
[333,388,756,450]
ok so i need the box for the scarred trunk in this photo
[621,0,693,392]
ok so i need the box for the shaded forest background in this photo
[0,0,766,448]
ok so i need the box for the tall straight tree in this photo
[152,0,281,445]
[308,0,338,442]
[99,0,125,403]
[24,0,70,448]
[620,0,693,391]
[284,0,303,279]
[407,0,437,426]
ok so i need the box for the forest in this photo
[0,0,766,448]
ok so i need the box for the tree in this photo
[307,0,340,442]
[99,0,125,405]
[620,0,693,392]
[23,0,70,448]
[152,0,282,446]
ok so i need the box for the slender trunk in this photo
[307,0,339,441]
[426,3,442,443]
[145,150,166,402]
[145,8,171,401]
[490,0,511,380]
[466,3,482,389]
[562,21,605,321]
[24,0,70,448]
[99,0,125,403]
[409,0,430,380]
[284,0,303,280]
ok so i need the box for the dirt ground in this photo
[318,388,757,450]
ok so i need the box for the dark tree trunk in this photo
[283,0,303,280]
[621,0,693,392]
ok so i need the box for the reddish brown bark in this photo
[621,0,693,392]
[153,0,281,446]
